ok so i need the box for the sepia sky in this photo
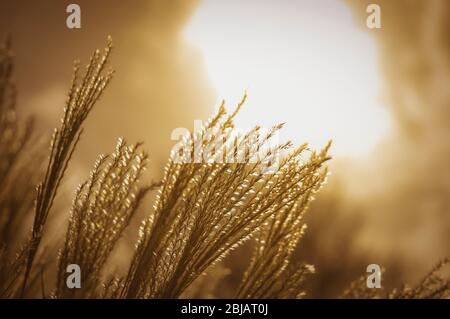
[0,0,392,161]
[186,0,390,157]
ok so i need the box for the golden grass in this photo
[0,38,448,299]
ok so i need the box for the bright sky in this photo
[185,0,390,157]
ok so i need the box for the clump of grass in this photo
[56,138,150,298]
[343,258,450,299]
[120,98,330,298]
[236,143,330,298]
[21,37,114,296]
[0,37,35,298]
[0,37,448,299]
[0,37,32,187]
[0,37,34,239]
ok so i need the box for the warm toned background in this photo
[1,0,448,297]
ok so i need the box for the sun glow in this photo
[185,0,390,157]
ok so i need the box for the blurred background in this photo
[0,0,448,297]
